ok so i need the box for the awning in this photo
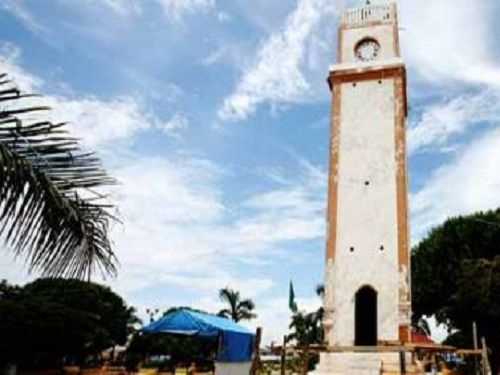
[411,329,434,344]
[142,309,255,362]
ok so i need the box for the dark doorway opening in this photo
[355,286,377,346]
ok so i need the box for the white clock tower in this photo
[314,1,412,373]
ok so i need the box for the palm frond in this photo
[236,309,257,322]
[219,287,239,308]
[0,73,117,279]
[217,308,232,318]
[315,284,325,297]
[218,287,256,322]
[237,298,255,311]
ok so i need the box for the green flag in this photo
[289,280,298,313]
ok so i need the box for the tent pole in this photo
[250,327,262,375]
[281,335,287,375]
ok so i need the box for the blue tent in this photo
[142,309,255,362]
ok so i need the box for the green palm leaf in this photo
[218,287,256,322]
[0,73,117,279]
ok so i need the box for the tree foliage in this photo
[0,73,117,279]
[125,333,217,372]
[412,209,500,320]
[287,311,323,347]
[285,285,324,371]
[217,288,256,322]
[411,209,500,371]
[287,284,324,346]
[0,278,139,368]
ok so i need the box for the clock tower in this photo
[315,1,411,373]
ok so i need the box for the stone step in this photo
[382,363,420,371]
[312,352,423,375]
[381,363,422,375]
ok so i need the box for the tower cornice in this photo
[340,2,397,30]
[327,63,407,117]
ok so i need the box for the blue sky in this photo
[1,0,500,343]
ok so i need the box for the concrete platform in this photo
[310,351,420,375]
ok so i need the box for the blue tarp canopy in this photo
[142,309,254,362]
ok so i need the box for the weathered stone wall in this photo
[328,78,399,346]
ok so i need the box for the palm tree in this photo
[287,311,322,346]
[0,72,116,279]
[126,306,142,333]
[217,287,257,322]
[287,284,325,345]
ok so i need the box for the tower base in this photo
[310,351,421,375]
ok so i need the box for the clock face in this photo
[355,39,380,62]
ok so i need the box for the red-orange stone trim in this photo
[325,83,341,261]
[399,325,410,343]
[393,70,411,343]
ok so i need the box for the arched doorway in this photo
[355,286,377,346]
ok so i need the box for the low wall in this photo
[214,362,251,375]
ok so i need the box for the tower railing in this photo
[341,4,395,27]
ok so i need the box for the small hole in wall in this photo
[378,80,383,84]
[350,247,355,252]
[364,181,370,186]
[352,82,357,87]
[379,245,385,251]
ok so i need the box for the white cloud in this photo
[106,155,226,292]
[400,0,500,86]
[114,156,223,226]
[0,45,190,147]
[0,256,34,286]
[0,43,42,92]
[157,113,189,137]
[217,11,231,23]
[198,44,249,70]
[109,152,326,291]
[199,47,230,67]
[234,159,326,248]
[249,296,321,345]
[155,0,215,22]
[411,128,500,241]
[244,188,321,212]
[162,273,274,299]
[100,0,142,16]
[237,185,325,246]
[3,0,215,29]
[0,45,327,325]
[91,152,327,341]
[408,89,500,154]
[218,0,337,121]
[218,0,500,122]
[0,0,51,40]
[49,96,151,148]
[400,0,500,242]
